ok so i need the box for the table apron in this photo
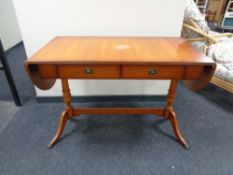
[37,64,205,80]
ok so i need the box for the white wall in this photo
[12,0,186,97]
[0,0,22,50]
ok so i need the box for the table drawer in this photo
[57,65,120,79]
[121,65,185,79]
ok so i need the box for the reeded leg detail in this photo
[168,110,189,149]
[48,110,69,148]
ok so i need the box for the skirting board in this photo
[36,95,166,103]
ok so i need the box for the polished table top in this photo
[25,36,216,91]
[28,36,213,65]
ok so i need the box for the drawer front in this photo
[121,65,185,79]
[57,65,120,79]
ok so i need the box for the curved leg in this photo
[164,80,189,149]
[48,79,73,148]
[48,110,69,148]
[168,110,189,149]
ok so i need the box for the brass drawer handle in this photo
[148,69,157,75]
[85,67,93,75]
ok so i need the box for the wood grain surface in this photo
[28,36,214,65]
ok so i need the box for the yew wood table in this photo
[25,36,216,149]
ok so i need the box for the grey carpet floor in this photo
[0,43,233,175]
[0,84,233,175]
[0,101,19,133]
[0,43,35,133]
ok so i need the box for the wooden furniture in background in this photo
[206,10,217,22]
[183,19,233,93]
[207,0,228,23]
[25,37,216,149]
[183,19,233,44]
[211,76,233,92]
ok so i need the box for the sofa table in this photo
[25,36,216,149]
